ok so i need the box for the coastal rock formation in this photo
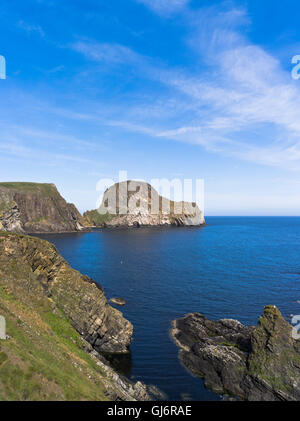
[0,232,145,401]
[172,306,300,401]
[0,182,87,233]
[0,232,132,354]
[84,180,205,228]
[110,298,127,306]
[0,200,24,233]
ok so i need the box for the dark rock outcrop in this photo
[0,232,132,354]
[110,298,126,306]
[171,306,300,401]
[0,182,87,233]
[80,340,150,401]
[84,180,205,228]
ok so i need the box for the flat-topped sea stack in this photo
[171,306,300,401]
[0,182,87,233]
[84,180,205,228]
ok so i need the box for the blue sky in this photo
[1,0,300,215]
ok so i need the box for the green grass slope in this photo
[0,182,58,197]
[0,284,110,401]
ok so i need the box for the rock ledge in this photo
[171,306,300,401]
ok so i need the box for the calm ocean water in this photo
[37,217,300,401]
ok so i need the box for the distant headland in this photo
[0,181,205,234]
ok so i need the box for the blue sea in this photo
[37,217,300,401]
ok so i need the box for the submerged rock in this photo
[110,297,126,306]
[171,306,300,401]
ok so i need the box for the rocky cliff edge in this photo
[0,232,151,400]
[172,306,300,401]
[0,182,87,233]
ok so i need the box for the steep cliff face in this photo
[84,180,205,228]
[0,232,147,401]
[172,306,300,401]
[0,182,86,233]
[0,232,132,354]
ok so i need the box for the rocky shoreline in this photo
[0,232,150,400]
[171,306,300,401]
[80,339,151,401]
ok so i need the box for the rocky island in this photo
[0,182,87,234]
[0,232,149,400]
[171,306,300,401]
[0,180,205,233]
[84,180,205,228]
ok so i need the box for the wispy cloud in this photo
[17,20,45,37]
[135,0,190,16]
[70,41,142,65]
[0,140,90,164]
[155,8,300,170]
[80,4,300,171]
[43,4,300,171]
[0,124,105,164]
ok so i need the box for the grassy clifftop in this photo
[83,209,115,227]
[0,182,58,197]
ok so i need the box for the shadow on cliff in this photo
[103,351,133,378]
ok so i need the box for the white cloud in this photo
[129,6,300,171]
[136,0,190,16]
[64,6,300,171]
[70,35,300,171]
[71,41,141,65]
[156,38,300,170]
